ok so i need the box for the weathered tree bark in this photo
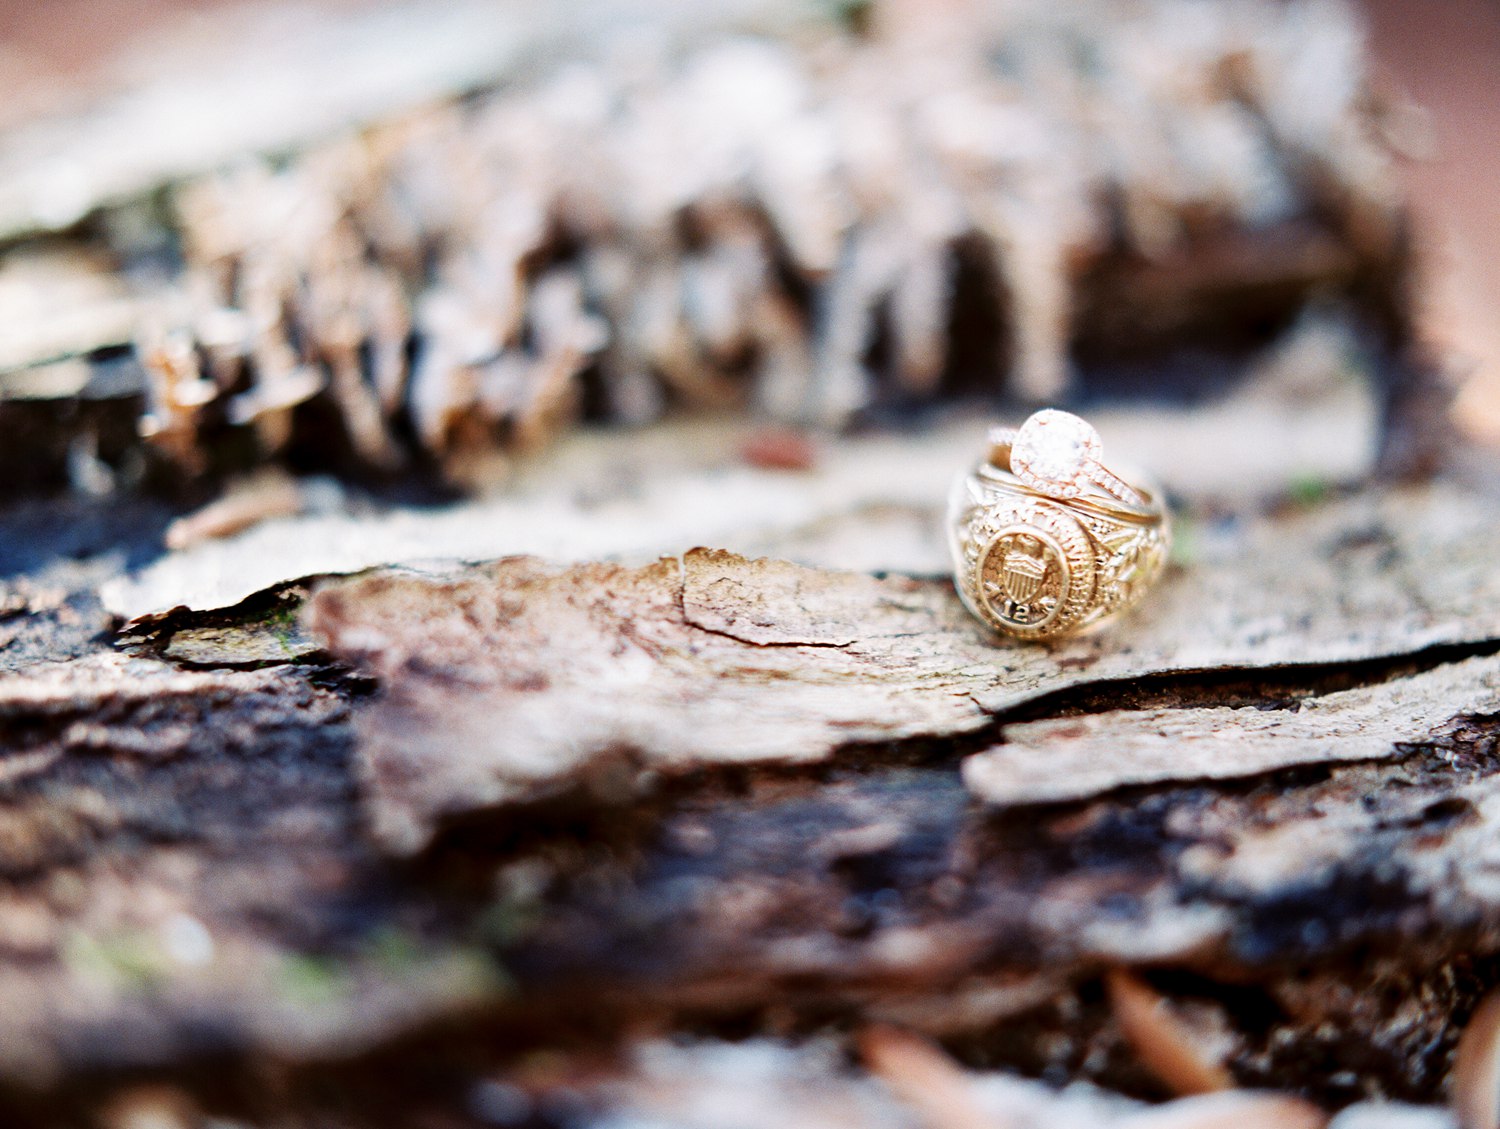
[0,1,1492,1127]
[2,460,1499,1127]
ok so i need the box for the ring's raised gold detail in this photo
[950,409,1168,641]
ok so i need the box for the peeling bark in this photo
[964,655,1500,808]
[0,3,1485,1123]
[1,481,1500,1121]
[300,482,1500,854]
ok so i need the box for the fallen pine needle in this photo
[1106,969,1234,1097]
[1454,988,1500,1129]
[860,1024,1009,1129]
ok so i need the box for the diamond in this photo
[1010,409,1100,498]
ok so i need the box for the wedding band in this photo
[949,409,1169,641]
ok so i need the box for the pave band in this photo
[950,410,1169,641]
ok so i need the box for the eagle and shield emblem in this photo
[999,545,1048,604]
[979,531,1065,629]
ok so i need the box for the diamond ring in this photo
[949,409,1170,641]
[988,408,1145,506]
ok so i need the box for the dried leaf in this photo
[0,247,138,373]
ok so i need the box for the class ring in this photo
[948,409,1170,642]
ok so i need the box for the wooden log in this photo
[0,474,1498,1122]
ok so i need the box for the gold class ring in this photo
[949,409,1170,641]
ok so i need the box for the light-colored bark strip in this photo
[963,655,1500,808]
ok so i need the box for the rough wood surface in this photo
[1,474,1499,1125]
[0,1,1488,1125]
[6,477,1491,1113]
[964,655,1500,808]
[294,482,1500,853]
